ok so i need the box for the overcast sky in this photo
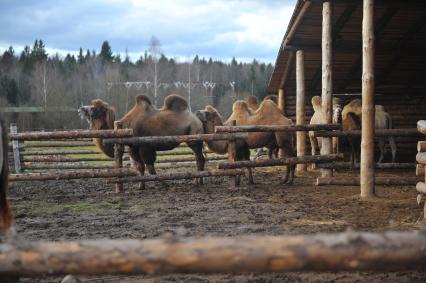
[0,0,296,63]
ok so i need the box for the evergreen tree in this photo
[1,46,15,69]
[19,45,32,73]
[99,41,113,64]
[31,39,48,62]
[77,47,85,64]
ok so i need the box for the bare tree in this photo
[148,36,162,107]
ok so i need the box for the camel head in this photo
[78,99,116,130]
[195,105,224,134]
[245,95,259,111]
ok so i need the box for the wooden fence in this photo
[416,121,426,219]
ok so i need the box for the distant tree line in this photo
[0,38,274,130]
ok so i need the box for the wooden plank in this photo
[1,231,426,276]
[318,162,415,170]
[416,164,425,176]
[296,50,307,172]
[314,128,420,137]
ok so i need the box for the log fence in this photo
[416,120,426,219]
[0,231,425,276]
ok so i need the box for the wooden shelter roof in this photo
[268,0,426,95]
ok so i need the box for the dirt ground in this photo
[6,166,426,283]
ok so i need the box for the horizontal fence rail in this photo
[0,231,425,276]
[104,133,248,145]
[215,123,340,133]
[314,128,420,137]
[10,129,134,140]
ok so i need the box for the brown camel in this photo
[342,112,361,167]
[79,94,205,188]
[342,99,396,163]
[0,118,13,233]
[196,100,296,185]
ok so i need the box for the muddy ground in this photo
[7,167,426,282]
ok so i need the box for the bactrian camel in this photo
[196,100,296,185]
[79,94,205,189]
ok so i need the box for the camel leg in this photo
[309,134,318,170]
[278,137,296,185]
[378,138,385,163]
[187,142,205,185]
[129,147,146,190]
[389,136,397,163]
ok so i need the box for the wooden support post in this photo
[418,141,426,152]
[296,50,307,172]
[278,88,285,114]
[320,0,333,178]
[361,0,376,198]
[228,120,240,186]
[10,123,21,173]
[114,121,124,193]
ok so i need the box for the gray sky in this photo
[0,0,296,63]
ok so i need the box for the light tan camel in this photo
[342,99,396,163]
[79,94,206,188]
[196,100,296,185]
[309,96,342,156]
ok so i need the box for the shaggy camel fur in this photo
[80,94,205,188]
[309,96,342,156]
[0,118,13,233]
[196,100,296,185]
[245,95,259,111]
[342,99,396,163]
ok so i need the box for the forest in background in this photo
[0,38,274,130]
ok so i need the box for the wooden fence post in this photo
[360,0,376,198]
[227,120,240,186]
[114,121,124,193]
[10,123,21,173]
[320,0,333,178]
[296,50,307,172]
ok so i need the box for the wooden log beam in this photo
[217,154,343,170]
[19,141,95,148]
[9,129,134,141]
[1,231,426,276]
[317,162,415,170]
[416,153,426,165]
[22,156,118,162]
[104,133,248,145]
[113,169,245,184]
[416,182,426,194]
[278,88,285,114]
[316,176,419,186]
[418,121,426,135]
[418,141,426,152]
[9,168,139,182]
[22,164,117,170]
[20,149,102,156]
[314,128,420,137]
[416,164,425,176]
[215,124,340,133]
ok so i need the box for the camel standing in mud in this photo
[196,100,296,185]
[79,94,205,189]
[342,99,396,163]
[309,96,342,157]
[0,119,13,234]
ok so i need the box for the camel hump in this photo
[232,100,250,113]
[164,94,188,112]
[135,94,152,106]
[257,99,279,114]
[91,98,109,108]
